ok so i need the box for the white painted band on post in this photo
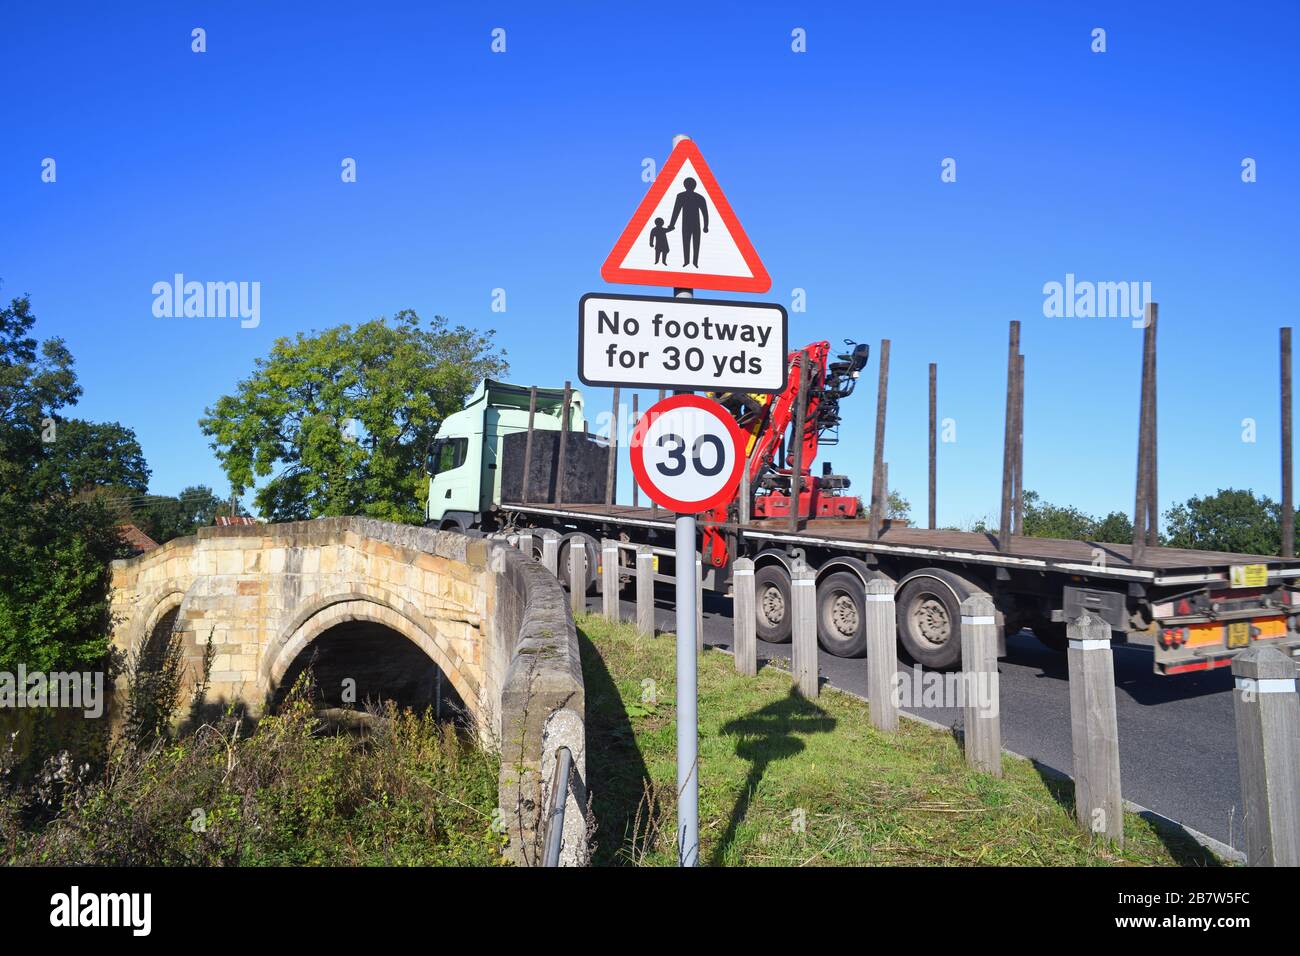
[794,579,815,587]
[864,594,894,602]
[733,569,753,576]
[1069,639,1112,650]
[961,616,995,626]
[1235,677,1298,694]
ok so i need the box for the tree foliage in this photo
[1164,488,1284,556]
[79,483,231,544]
[200,311,506,523]
[37,419,149,495]
[0,294,124,671]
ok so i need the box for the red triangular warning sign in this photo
[601,139,771,294]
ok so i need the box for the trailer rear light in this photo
[1160,627,1188,649]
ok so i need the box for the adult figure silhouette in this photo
[668,176,709,267]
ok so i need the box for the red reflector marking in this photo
[1164,658,1235,675]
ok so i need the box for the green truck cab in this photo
[426,379,586,530]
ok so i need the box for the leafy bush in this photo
[2,677,505,866]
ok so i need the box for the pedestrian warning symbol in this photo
[600,138,771,294]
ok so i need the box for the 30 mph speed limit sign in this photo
[630,394,745,513]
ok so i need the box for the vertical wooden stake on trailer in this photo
[521,386,538,504]
[928,363,937,530]
[879,462,889,528]
[732,558,757,676]
[788,353,810,533]
[555,381,572,506]
[1133,305,1156,563]
[631,393,640,509]
[869,339,891,539]
[1012,352,1024,536]
[605,387,620,506]
[1146,304,1159,546]
[1284,328,1295,558]
[998,321,1020,552]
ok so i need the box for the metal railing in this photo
[541,746,573,867]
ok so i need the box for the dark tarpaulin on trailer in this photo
[500,430,609,504]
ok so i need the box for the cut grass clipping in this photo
[578,613,1220,867]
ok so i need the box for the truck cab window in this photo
[431,437,467,475]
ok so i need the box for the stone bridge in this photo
[108,517,587,864]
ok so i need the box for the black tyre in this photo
[754,563,792,644]
[896,576,963,669]
[816,571,868,658]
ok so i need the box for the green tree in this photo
[1164,488,1283,556]
[1021,490,1096,540]
[886,490,911,521]
[0,294,122,671]
[1091,511,1134,545]
[37,418,149,495]
[200,311,506,523]
[134,485,227,542]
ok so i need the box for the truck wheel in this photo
[816,571,868,658]
[754,564,792,644]
[896,576,963,669]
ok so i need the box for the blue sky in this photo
[3,1,1297,527]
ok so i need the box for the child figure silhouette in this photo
[648,217,674,265]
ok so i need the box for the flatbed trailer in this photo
[499,501,1300,675]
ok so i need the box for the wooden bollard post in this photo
[1232,645,1300,866]
[791,566,818,697]
[568,542,586,618]
[960,593,1002,776]
[1066,613,1123,844]
[696,555,704,651]
[732,558,756,676]
[602,539,619,622]
[541,532,559,577]
[865,577,898,732]
[635,547,654,638]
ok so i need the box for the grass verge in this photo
[579,613,1220,867]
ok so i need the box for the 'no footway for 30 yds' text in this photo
[578,293,787,393]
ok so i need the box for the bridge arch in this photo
[125,586,189,658]
[266,594,479,726]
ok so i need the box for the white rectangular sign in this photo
[578,293,788,393]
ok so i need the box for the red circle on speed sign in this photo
[630,394,746,513]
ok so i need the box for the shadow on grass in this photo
[710,688,836,866]
[1030,759,1222,866]
[577,628,657,866]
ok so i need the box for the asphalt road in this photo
[583,585,1248,851]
